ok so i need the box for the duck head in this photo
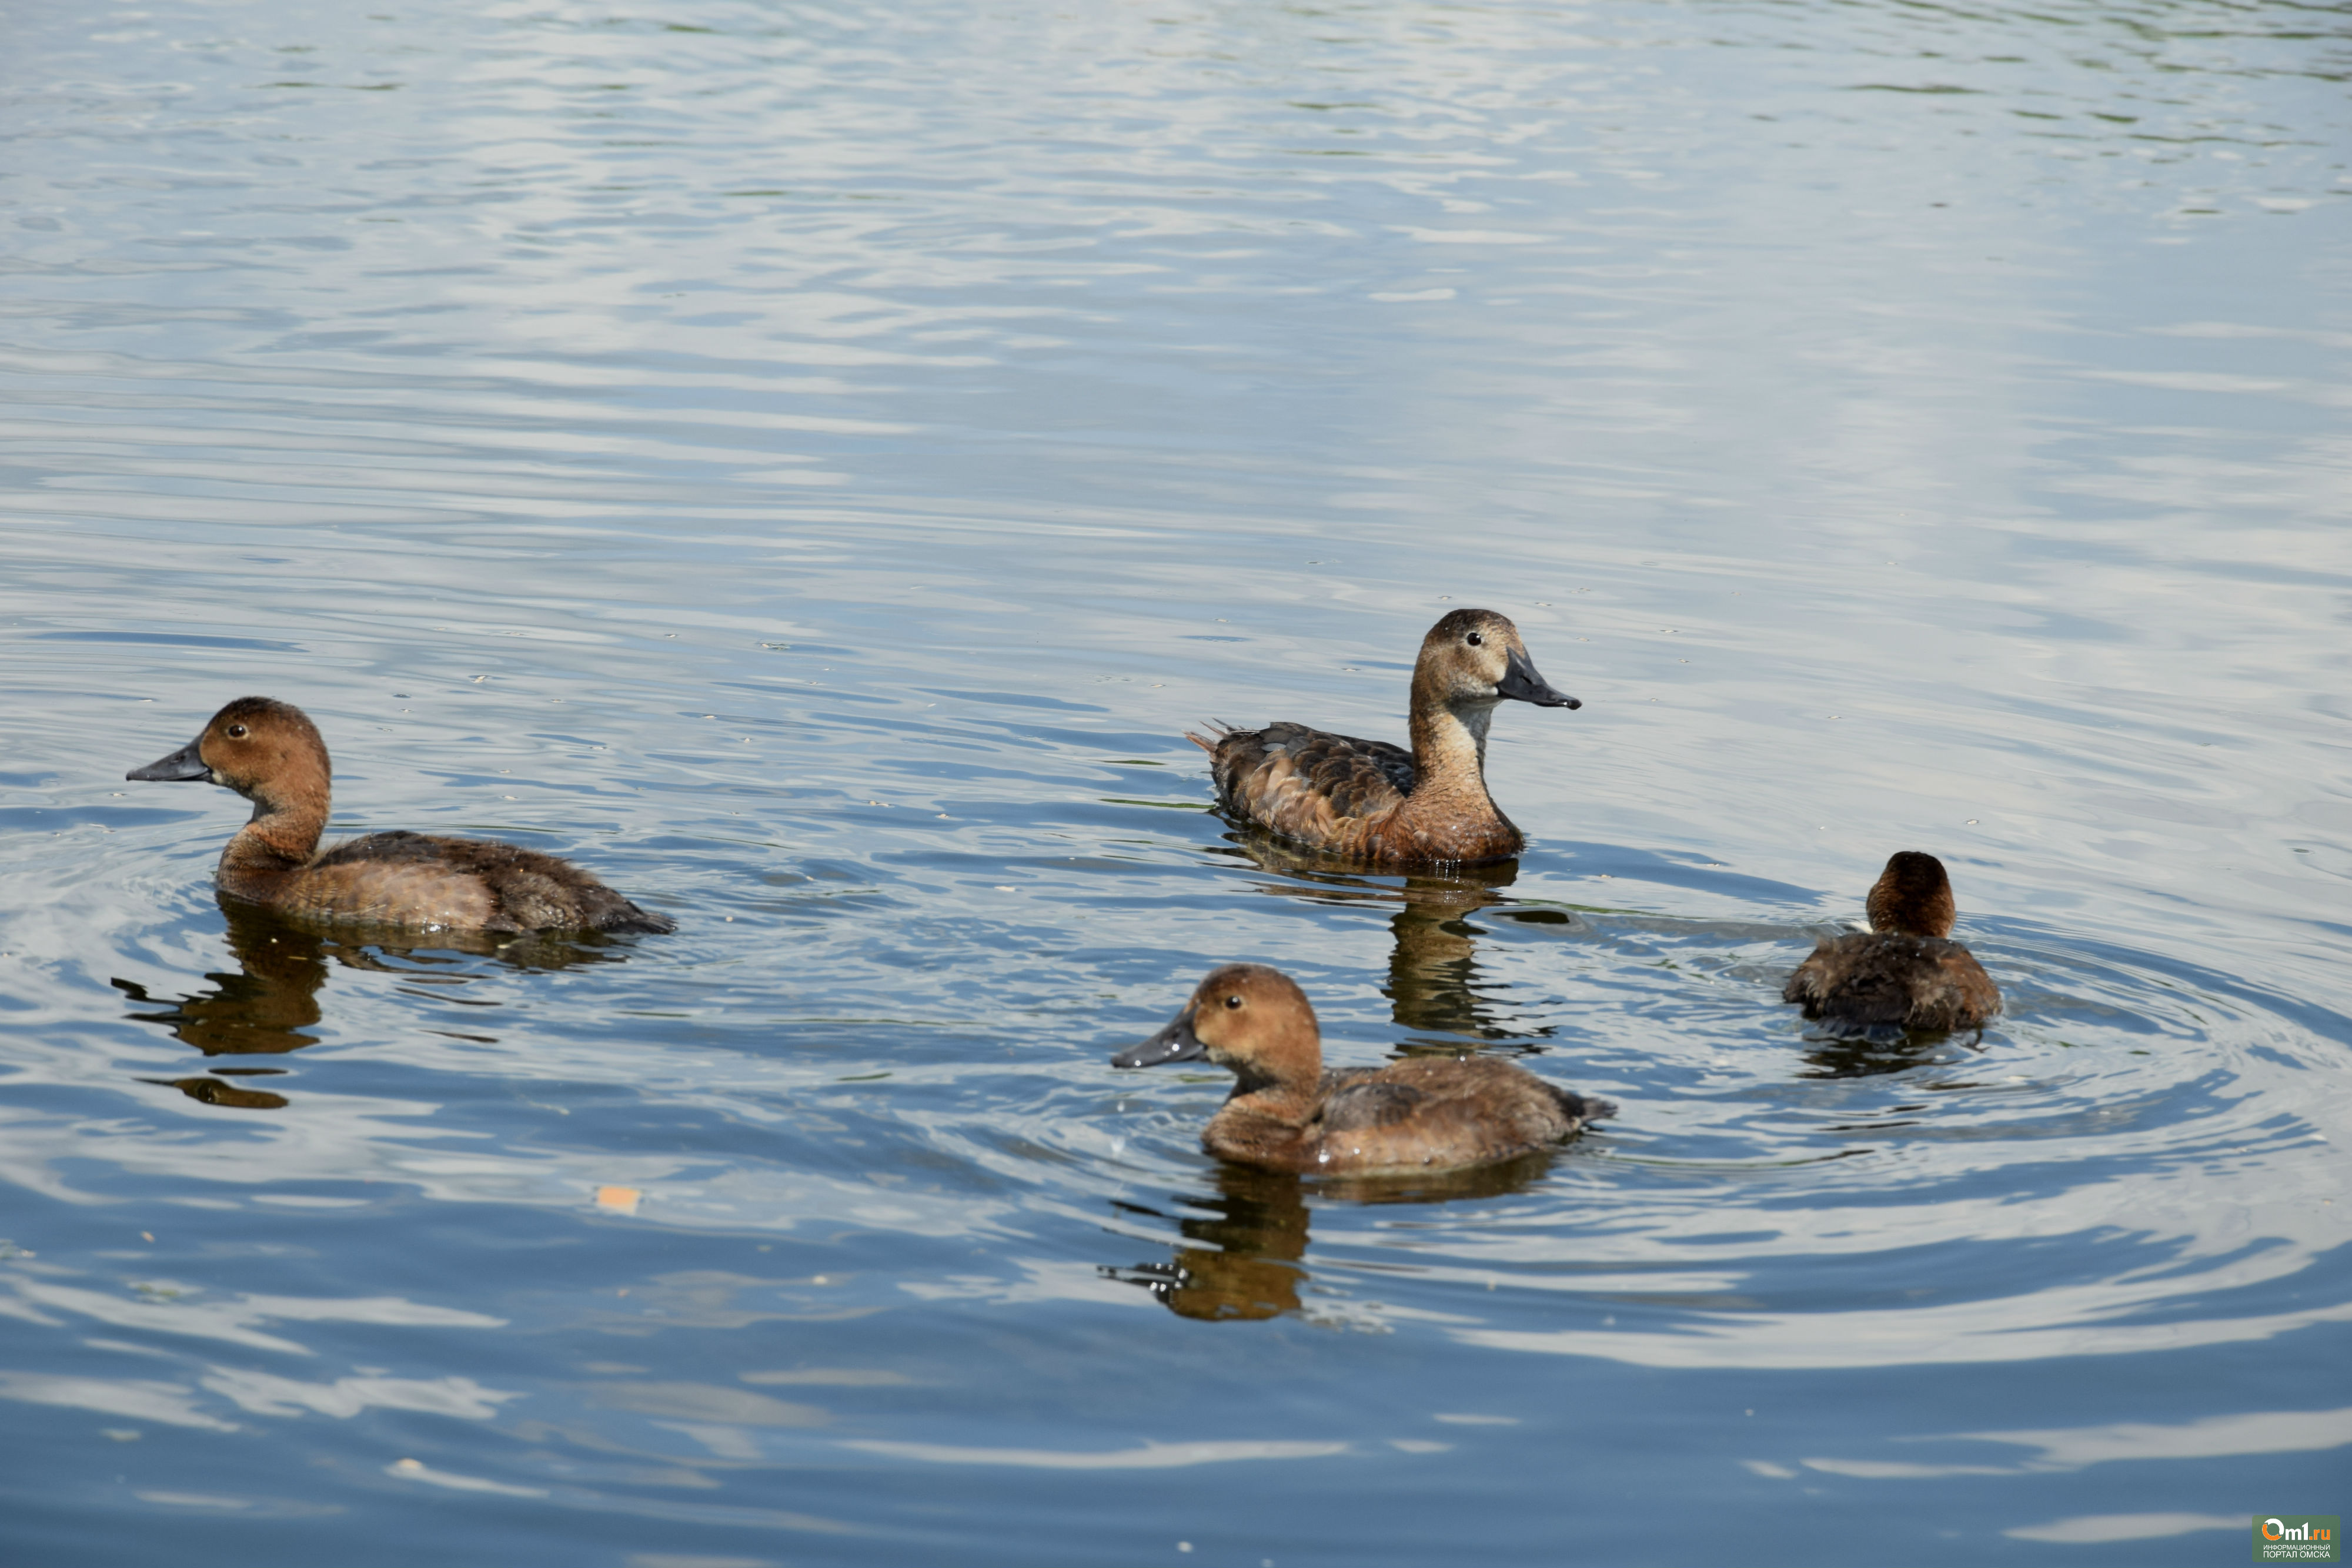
[1112,962,1323,1095]
[1414,609,1579,714]
[129,697,332,822]
[1865,851,1959,939]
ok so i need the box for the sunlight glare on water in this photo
[1,0,2348,1562]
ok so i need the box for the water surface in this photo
[2,0,2348,1562]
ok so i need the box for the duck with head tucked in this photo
[1190,609,1579,868]
[1112,963,1613,1175]
[128,697,676,935]
[1783,851,1997,1032]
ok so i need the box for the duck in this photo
[1111,963,1613,1175]
[1188,609,1579,867]
[128,696,676,935]
[1782,851,1998,1032]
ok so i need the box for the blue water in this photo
[2,0,2348,1562]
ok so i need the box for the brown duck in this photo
[1189,609,1579,868]
[1783,851,1999,1032]
[129,696,675,935]
[1112,963,1613,1175]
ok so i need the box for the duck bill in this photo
[1496,647,1580,709]
[1111,1007,1208,1069]
[128,736,212,783]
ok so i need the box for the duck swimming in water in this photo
[1189,609,1579,868]
[1783,851,1998,1032]
[1112,963,1613,1175]
[128,697,675,935]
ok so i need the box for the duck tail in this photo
[1184,720,1234,755]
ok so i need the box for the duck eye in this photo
[1465,631,1484,647]
[1224,995,1244,1010]
[226,724,248,739]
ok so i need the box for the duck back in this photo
[1783,932,1998,1032]
[1201,723,1419,852]
[1197,720,1532,865]
[1208,1057,1613,1175]
[285,832,677,934]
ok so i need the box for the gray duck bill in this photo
[128,737,212,783]
[1111,1008,1208,1069]
[1497,646,1580,708]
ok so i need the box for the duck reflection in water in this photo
[1381,860,1535,1046]
[1104,1156,1556,1322]
[1212,830,1549,1047]
[1795,1028,1983,1082]
[1105,1165,1311,1321]
[113,900,629,1109]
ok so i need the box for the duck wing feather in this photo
[1312,1071,1429,1134]
[311,831,675,934]
[1204,721,1416,842]
[1785,933,1997,1030]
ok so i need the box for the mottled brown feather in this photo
[303,831,674,933]
[1312,1072,1426,1134]
[1210,1055,1612,1175]
[1207,721,1424,857]
[1783,933,1999,1032]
